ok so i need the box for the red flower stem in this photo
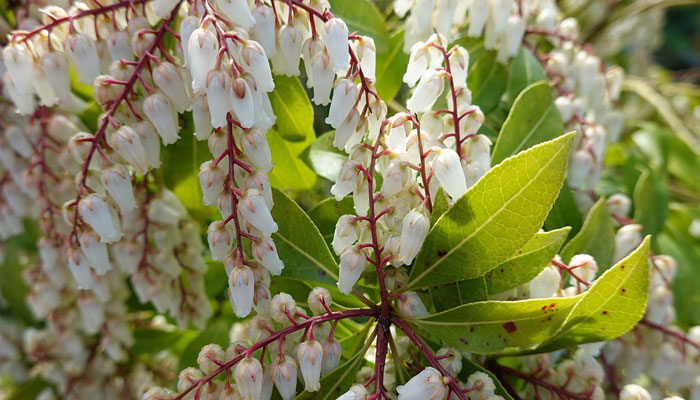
[67,3,182,243]
[551,259,592,288]
[168,308,376,400]
[488,362,592,400]
[432,41,463,160]
[392,318,467,400]
[639,318,700,351]
[413,115,432,212]
[224,115,247,264]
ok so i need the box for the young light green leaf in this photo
[269,75,314,142]
[267,129,317,190]
[431,228,571,311]
[302,131,347,182]
[505,48,546,105]
[467,51,507,112]
[271,189,339,284]
[430,187,450,227]
[536,236,651,351]
[328,0,390,53]
[491,81,565,164]
[409,296,580,354]
[375,29,410,101]
[404,132,576,291]
[633,169,669,236]
[559,198,615,268]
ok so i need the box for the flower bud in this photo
[397,367,446,400]
[433,148,467,200]
[177,367,203,393]
[297,340,323,392]
[322,18,349,71]
[606,193,631,219]
[337,247,367,295]
[101,164,136,212]
[204,70,232,129]
[235,357,264,400]
[399,209,430,265]
[64,33,100,84]
[238,189,277,235]
[199,160,225,206]
[251,236,284,275]
[620,384,652,400]
[271,355,298,400]
[569,254,598,284]
[567,150,593,190]
[78,194,121,243]
[270,292,296,324]
[554,96,574,122]
[465,371,495,399]
[143,91,179,145]
[229,265,255,318]
[111,126,149,175]
[197,344,224,374]
[326,79,359,128]
[407,69,445,113]
[231,78,256,128]
[398,291,429,317]
[244,171,273,208]
[188,28,219,92]
[613,224,642,262]
[241,129,273,172]
[436,347,462,377]
[307,287,332,315]
[207,221,233,261]
[320,337,341,375]
[153,61,191,112]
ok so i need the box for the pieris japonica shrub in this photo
[0,0,699,399]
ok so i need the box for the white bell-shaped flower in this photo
[322,18,350,71]
[143,91,180,145]
[529,266,560,299]
[465,371,496,399]
[448,46,469,88]
[32,64,58,106]
[78,194,121,243]
[217,0,255,29]
[607,193,631,218]
[188,27,219,92]
[179,16,198,67]
[235,357,264,400]
[192,93,213,140]
[399,209,430,265]
[403,42,430,87]
[205,70,232,129]
[229,265,255,317]
[311,51,335,106]
[503,15,525,60]
[333,108,361,150]
[307,287,332,315]
[398,291,430,317]
[78,230,112,275]
[197,344,225,374]
[244,170,273,208]
[326,79,359,128]
[238,189,278,235]
[331,161,360,201]
[569,254,599,284]
[613,224,642,262]
[433,148,467,200]
[337,247,366,295]
[198,160,225,206]
[331,215,358,255]
[278,24,303,76]
[619,384,652,400]
[272,356,298,400]
[397,367,446,400]
[248,237,282,276]
[106,31,132,63]
[241,41,275,92]
[110,126,149,175]
[207,221,233,261]
[241,128,273,172]
[567,150,593,190]
[337,384,368,400]
[153,62,191,112]
[64,33,100,84]
[3,43,35,95]
[41,51,72,103]
[554,96,574,122]
[320,337,341,375]
[354,36,376,82]
[134,121,162,169]
[67,247,94,289]
[462,133,491,171]
[231,77,256,128]
[407,69,445,113]
[251,5,277,58]
[101,164,137,212]
[152,0,179,17]
[297,340,323,392]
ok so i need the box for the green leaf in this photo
[430,187,450,227]
[6,379,48,400]
[328,0,390,53]
[544,180,582,237]
[271,189,339,284]
[375,29,410,101]
[559,198,616,268]
[410,296,580,354]
[309,197,355,245]
[431,228,571,310]
[269,75,314,142]
[302,131,347,182]
[405,132,576,291]
[178,318,230,370]
[505,49,547,105]
[132,328,197,355]
[467,51,507,112]
[491,81,565,164]
[633,169,669,236]
[536,237,651,351]
[267,129,317,191]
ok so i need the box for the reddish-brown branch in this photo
[639,318,700,352]
[412,115,432,213]
[431,40,463,159]
[488,362,593,400]
[224,114,246,265]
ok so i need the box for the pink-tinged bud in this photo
[217,0,255,29]
[398,291,429,317]
[397,367,446,400]
[78,194,121,243]
[269,292,296,324]
[403,42,430,87]
[311,50,334,106]
[337,247,366,295]
[407,69,445,113]
[433,148,467,200]
[207,221,233,261]
[110,126,149,175]
[567,150,593,190]
[322,18,349,71]
[332,215,358,256]
[297,340,323,392]
[230,78,256,129]
[188,28,219,93]
[40,51,72,103]
[198,160,225,206]
[399,209,430,265]
[241,129,273,172]
[67,246,94,289]
[177,367,203,393]
[272,355,298,400]
[68,132,98,167]
[337,384,368,400]
[320,337,341,375]
[251,5,277,58]
[229,265,255,317]
[101,164,136,212]
[235,357,264,400]
[205,70,232,129]
[64,33,100,84]
[244,171,273,208]
[241,41,274,92]
[251,236,284,275]
[307,287,332,315]
[143,91,180,145]
[278,24,303,76]
[326,79,359,128]
[134,121,162,169]
[153,62,191,112]
[197,343,224,374]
